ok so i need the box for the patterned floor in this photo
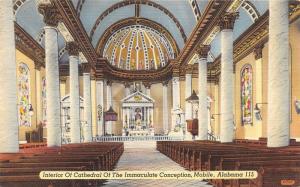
[101,142,213,187]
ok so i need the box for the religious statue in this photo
[135,108,142,130]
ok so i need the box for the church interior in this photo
[1,0,300,186]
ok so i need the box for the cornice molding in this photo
[15,22,45,68]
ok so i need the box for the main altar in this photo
[121,91,155,136]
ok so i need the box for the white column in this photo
[254,47,263,139]
[0,0,19,153]
[106,81,113,135]
[125,83,130,96]
[96,79,104,136]
[172,77,180,109]
[162,82,169,133]
[67,42,81,143]
[83,71,92,142]
[185,73,193,120]
[267,0,289,147]
[197,46,210,140]
[38,0,62,147]
[219,13,238,143]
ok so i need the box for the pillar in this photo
[96,79,104,136]
[267,0,289,147]
[185,65,193,120]
[124,83,130,96]
[196,45,210,140]
[218,13,238,143]
[38,3,61,147]
[66,41,81,143]
[106,80,113,135]
[162,81,169,134]
[254,46,263,138]
[143,82,151,96]
[0,0,19,152]
[82,64,92,142]
[35,65,42,123]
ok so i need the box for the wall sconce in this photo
[254,103,267,120]
[211,114,221,121]
[29,104,34,116]
[295,99,300,114]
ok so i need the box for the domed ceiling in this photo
[103,25,175,71]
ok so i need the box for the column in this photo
[124,82,130,96]
[82,64,92,142]
[196,45,210,140]
[254,46,263,138]
[185,65,193,120]
[218,13,238,143]
[106,80,113,135]
[38,3,61,147]
[172,77,180,109]
[59,77,67,97]
[162,81,169,134]
[268,0,289,147]
[0,0,19,152]
[66,41,81,143]
[35,65,42,123]
[96,79,104,136]
[143,82,151,96]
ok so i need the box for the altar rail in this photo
[93,136,185,142]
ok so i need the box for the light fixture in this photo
[211,114,221,121]
[254,103,267,120]
[294,99,300,114]
[29,104,34,116]
[186,90,199,103]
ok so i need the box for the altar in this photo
[121,91,155,136]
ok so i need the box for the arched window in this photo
[42,77,47,123]
[241,64,253,125]
[18,63,31,126]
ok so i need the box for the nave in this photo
[102,142,212,187]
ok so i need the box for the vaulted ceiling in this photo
[14,0,268,66]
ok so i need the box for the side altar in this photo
[121,91,155,136]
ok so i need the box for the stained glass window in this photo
[42,77,47,123]
[241,64,253,125]
[18,63,31,126]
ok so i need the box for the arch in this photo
[17,63,31,126]
[241,64,253,125]
[89,0,187,43]
[13,0,28,15]
[240,1,260,22]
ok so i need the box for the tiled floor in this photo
[101,142,213,187]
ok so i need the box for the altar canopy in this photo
[121,91,155,136]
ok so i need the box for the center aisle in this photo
[102,141,212,187]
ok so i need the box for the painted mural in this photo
[42,77,47,123]
[241,64,253,125]
[18,63,31,126]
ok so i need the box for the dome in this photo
[103,25,175,71]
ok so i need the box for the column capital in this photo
[38,2,60,27]
[253,44,264,60]
[106,80,113,86]
[81,63,91,74]
[59,76,67,82]
[185,64,194,74]
[196,45,211,59]
[34,62,43,71]
[124,82,131,88]
[66,41,79,56]
[162,80,169,86]
[218,12,239,30]
[143,82,152,89]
